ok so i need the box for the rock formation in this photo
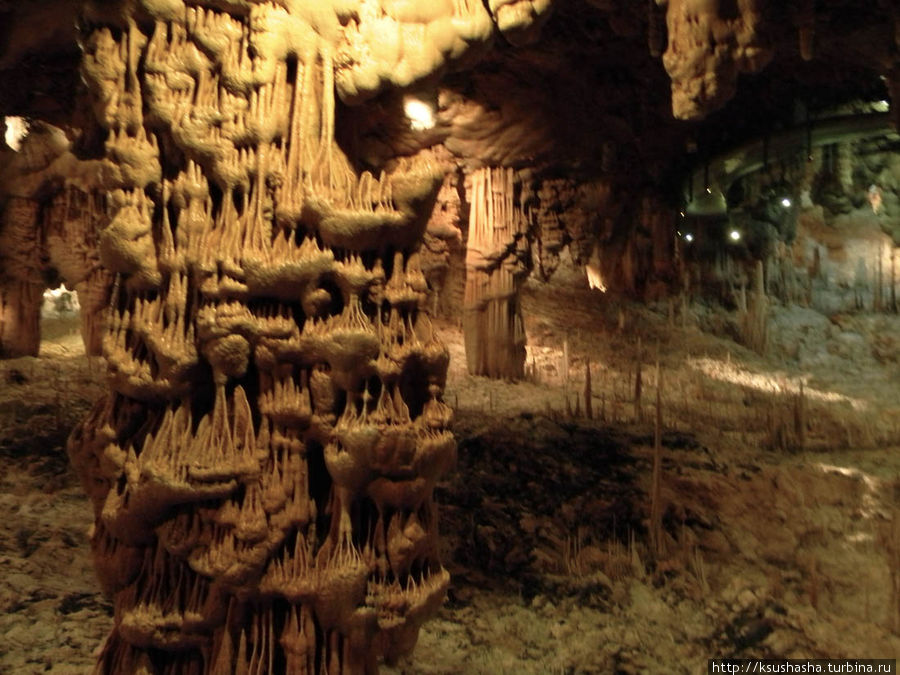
[3,0,900,672]
[463,167,529,378]
[59,0,558,671]
[0,121,111,358]
[660,0,773,120]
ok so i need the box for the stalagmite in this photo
[740,260,769,354]
[584,361,592,420]
[634,337,643,423]
[650,359,663,558]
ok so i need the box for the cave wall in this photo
[709,142,900,318]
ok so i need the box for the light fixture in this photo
[780,197,792,208]
[729,229,741,242]
[403,95,435,131]
[684,233,694,243]
[4,116,28,152]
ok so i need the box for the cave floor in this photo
[2,283,900,674]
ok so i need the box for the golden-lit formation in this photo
[59,0,560,671]
[660,0,772,119]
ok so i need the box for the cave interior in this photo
[1,0,900,673]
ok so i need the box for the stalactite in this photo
[892,248,898,313]
[649,359,663,558]
[795,0,816,61]
[662,0,773,119]
[634,338,643,423]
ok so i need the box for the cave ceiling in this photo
[0,1,898,203]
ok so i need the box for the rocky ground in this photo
[2,280,900,674]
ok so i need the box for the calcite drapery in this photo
[463,167,529,379]
[67,1,465,672]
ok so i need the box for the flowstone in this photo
[64,1,485,671]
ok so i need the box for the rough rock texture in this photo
[56,0,565,671]
[660,0,773,120]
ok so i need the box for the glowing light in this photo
[684,233,694,242]
[780,197,792,208]
[4,116,28,152]
[586,264,607,292]
[729,230,741,242]
[403,96,435,131]
[875,99,890,112]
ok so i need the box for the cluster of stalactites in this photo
[68,2,460,673]
[462,166,530,378]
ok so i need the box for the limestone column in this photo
[0,196,46,358]
[67,3,462,672]
[0,280,43,357]
[463,167,529,379]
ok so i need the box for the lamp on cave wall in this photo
[403,94,436,131]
